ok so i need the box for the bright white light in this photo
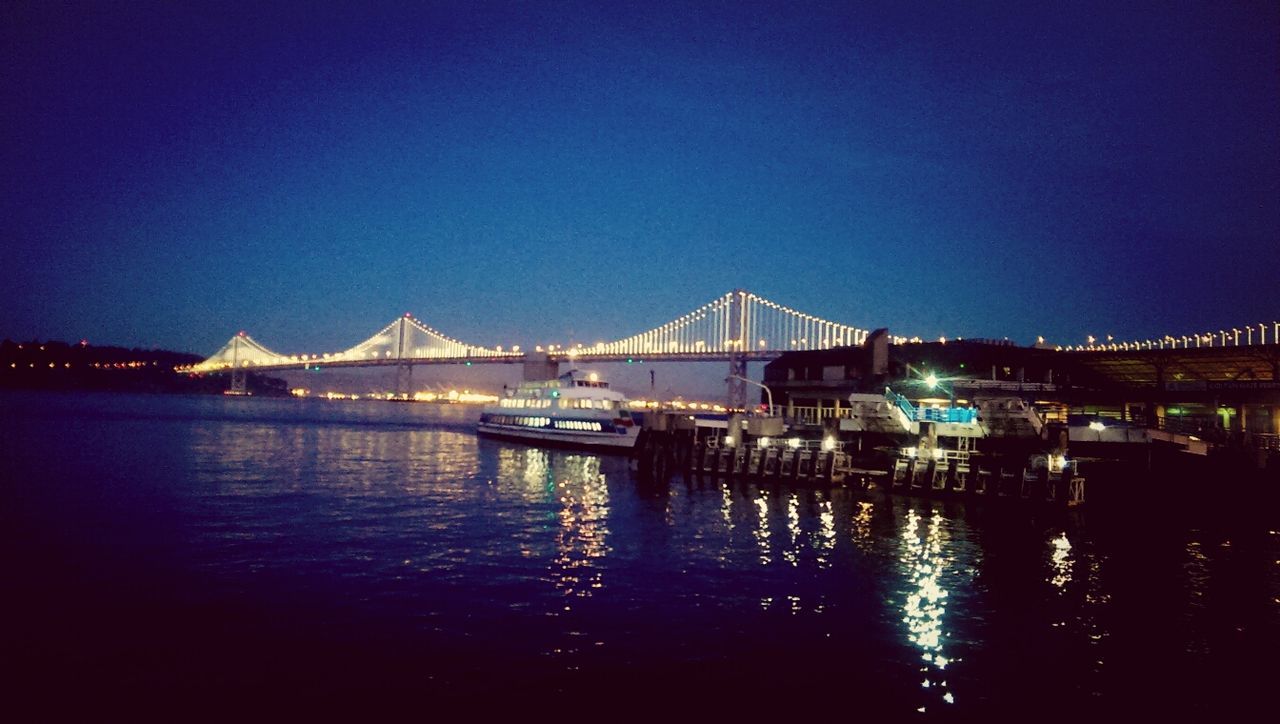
[925,373,939,389]
[724,435,735,446]
[1089,421,1106,432]
[758,436,770,448]
[822,437,835,451]
[788,437,801,449]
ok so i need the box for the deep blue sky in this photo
[3,1,1277,356]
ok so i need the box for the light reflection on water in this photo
[752,492,772,566]
[899,507,956,711]
[810,497,837,570]
[1050,532,1073,590]
[2,391,1277,713]
[550,455,610,603]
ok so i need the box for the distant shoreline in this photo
[0,338,289,396]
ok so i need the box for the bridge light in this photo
[924,373,939,390]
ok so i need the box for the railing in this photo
[883,388,978,424]
[706,435,842,452]
[1151,414,1218,437]
[917,406,980,424]
[787,406,854,426]
[885,389,916,420]
[955,379,1058,392]
[785,396,984,427]
[1037,406,1069,424]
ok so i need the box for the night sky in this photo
[3,1,1277,357]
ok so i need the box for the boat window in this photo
[558,398,568,409]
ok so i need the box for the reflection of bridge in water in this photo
[185,288,1279,408]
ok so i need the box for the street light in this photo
[728,374,774,416]
[920,370,955,406]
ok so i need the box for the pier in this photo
[635,328,1279,505]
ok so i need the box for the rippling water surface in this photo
[2,392,1275,717]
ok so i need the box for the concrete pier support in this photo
[725,289,747,410]
[522,352,559,381]
[230,368,247,395]
[395,364,414,398]
[229,334,248,395]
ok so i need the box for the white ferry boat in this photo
[477,370,640,451]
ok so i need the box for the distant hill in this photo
[0,339,287,395]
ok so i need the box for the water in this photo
[1,391,1275,717]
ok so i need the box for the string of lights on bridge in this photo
[180,290,1279,373]
[1052,321,1280,352]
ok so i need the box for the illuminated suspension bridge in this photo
[185,290,877,404]
[185,288,1279,403]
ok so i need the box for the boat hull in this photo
[476,422,639,453]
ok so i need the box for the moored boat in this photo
[477,370,640,451]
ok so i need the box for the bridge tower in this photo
[229,334,248,395]
[726,289,748,410]
[522,351,559,381]
[394,315,413,398]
